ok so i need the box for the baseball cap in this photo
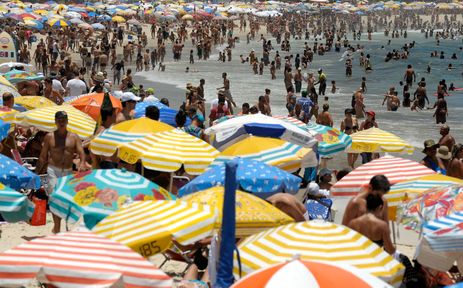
[55,111,68,119]
[121,92,141,102]
[422,139,438,153]
[365,110,376,118]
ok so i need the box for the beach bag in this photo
[30,197,47,226]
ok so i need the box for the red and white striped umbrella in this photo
[0,231,172,288]
[232,259,391,288]
[331,156,435,197]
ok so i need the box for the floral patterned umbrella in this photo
[49,169,176,229]
[398,185,463,232]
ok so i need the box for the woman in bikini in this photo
[340,109,359,168]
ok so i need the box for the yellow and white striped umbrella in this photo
[118,129,219,175]
[234,221,404,287]
[0,107,18,123]
[16,105,96,139]
[90,118,173,157]
[14,96,56,110]
[92,200,217,258]
[347,128,414,154]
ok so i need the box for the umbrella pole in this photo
[169,173,173,193]
[390,221,396,244]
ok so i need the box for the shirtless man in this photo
[404,64,416,87]
[448,144,463,179]
[438,124,455,151]
[116,93,140,123]
[217,72,236,114]
[36,111,86,233]
[348,194,395,254]
[413,82,429,109]
[342,175,391,225]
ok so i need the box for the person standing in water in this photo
[404,64,416,87]
[217,72,236,114]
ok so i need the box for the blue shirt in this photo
[297,97,313,115]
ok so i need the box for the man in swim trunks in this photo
[37,111,87,233]
[404,64,416,87]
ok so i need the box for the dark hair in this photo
[366,194,383,212]
[345,108,353,115]
[145,106,160,121]
[323,104,329,111]
[242,103,250,109]
[2,92,13,102]
[369,175,390,193]
[101,107,114,122]
[175,110,187,127]
[452,143,463,159]
[160,98,169,107]
[336,168,351,181]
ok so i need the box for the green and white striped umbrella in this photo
[307,123,352,156]
[49,169,176,229]
[0,183,34,222]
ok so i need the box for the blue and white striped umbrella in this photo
[49,169,176,229]
[423,211,463,252]
[306,123,352,157]
[0,186,34,222]
[134,101,190,127]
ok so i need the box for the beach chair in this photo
[158,244,195,275]
[11,149,38,171]
[305,198,333,221]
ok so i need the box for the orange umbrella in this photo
[69,93,122,121]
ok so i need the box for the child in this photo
[158,62,165,72]
[331,80,337,94]
[189,50,194,64]
[361,77,367,93]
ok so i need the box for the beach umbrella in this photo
[64,11,81,19]
[205,114,317,150]
[69,17,84,24]
[178,158,302,198]
[68,92,122,121]
[16,105,97,139]
[331,155,435,197]
[78,22,92,30]
[90,118,174,157]
[111,15,126,23]
[33,9,48,15]
[0,120,9,141]
[47,18,69,27]
[0,62,34,74]
[387,174,463,219]
[232,259,392,288]
[399,185,463,232]
[182,186,294,237]
[0,75,21,97]
[0,107,18,123]
[409,212,463,272]
[0,182,34,222]
[234,221,404,286]
[117,129,219,175]
[347,127,414,154]
[127,18,141,25]
[23,19,43,29]
[49,169,175,229]
[0,153,40,190]
[134,101,190,127]
[182,14,194,20]
[0,231,172,288]
[93,200,217,257]
[90,22,105,30]
[2,69,44,84]
[211,136,317,173]
[306,122,352,156]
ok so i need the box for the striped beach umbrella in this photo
[211,136,317,173]
[331,156,435,197]
[307,122,352,156]
[0,75,21,98]
[0,231,172,287]
[118,129,219,175]
[232,260,391,288]
[134,101,190,127]
[234,221,404,286]
[48,18,69,27]
[347,128,414,154]
[0,183,34,222]
[424,211,463,235]
[16,105,96,139]
[388,174,463,209]
[49,169,176,229]
[90,118,173,157]
[182,186,294,237]
[93,200,217,258]
[0,107,17,123]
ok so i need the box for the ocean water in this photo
[137,30,462,151]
